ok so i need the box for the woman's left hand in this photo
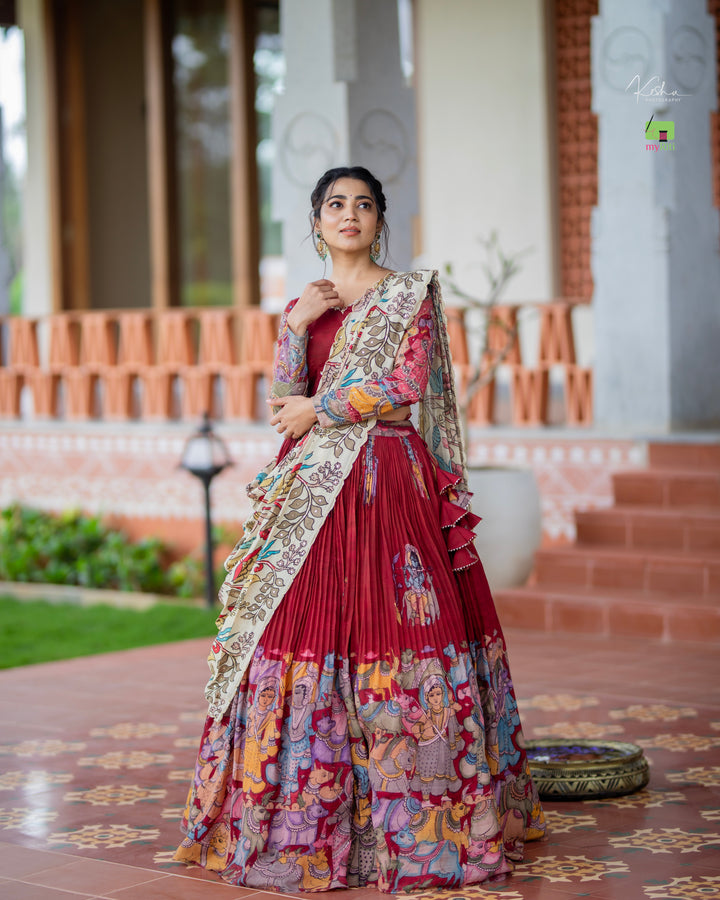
[268,396,318,439]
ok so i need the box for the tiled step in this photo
[508,440,720,644]
[533,545,720,597]
[613,469,720,508]
[575,506,720,552]
[495,584,720,643]
[648,441,720,470]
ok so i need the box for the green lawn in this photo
[0,596,219,669]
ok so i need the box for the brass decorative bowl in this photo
[525,739,650,801]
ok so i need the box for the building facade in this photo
[0,0,719,552]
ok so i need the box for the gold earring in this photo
[370,233,381,262]
[315,231,328,261]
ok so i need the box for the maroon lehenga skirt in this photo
[175,420,545,892]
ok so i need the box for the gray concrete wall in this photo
[592,0,720,431]
[273,0,417,300]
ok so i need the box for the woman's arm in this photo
[270,299,309,400]
[270,280,342,401]
[313,295,436,427]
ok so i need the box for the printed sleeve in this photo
[313,295,436,427]
[270,298,308,399]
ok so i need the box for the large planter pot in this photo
[466,466,542,592]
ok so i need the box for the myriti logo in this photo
[645,116,675,151]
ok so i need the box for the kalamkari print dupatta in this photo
[205,269,468,719]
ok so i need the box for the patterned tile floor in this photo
[0,630,719,899]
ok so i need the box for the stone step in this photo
[648,442,720,470]
[575,506,720,552]
[495,584,720,643]
[533,545,720,597]
[613,469,720,508]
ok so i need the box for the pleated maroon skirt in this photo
[175,420,545,892]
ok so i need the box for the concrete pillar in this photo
[0,109,10,314]
[273,0,417,299]
[17,0,55,317]
[591,0,720,431]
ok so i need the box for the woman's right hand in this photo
[286,280,340,335]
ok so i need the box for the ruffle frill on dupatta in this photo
[436,467,484,573]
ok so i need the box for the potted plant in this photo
[443,233,542,592]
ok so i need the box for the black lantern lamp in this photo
[180,412,233,607]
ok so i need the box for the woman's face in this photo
[317,177,381,257]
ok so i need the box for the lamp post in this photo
[180,412,233,607]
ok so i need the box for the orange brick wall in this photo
[553,0,599,301]
[1,301,594,428]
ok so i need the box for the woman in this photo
[175,166,545,893]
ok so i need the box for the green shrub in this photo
[167,556,206,599]
[0,505,220,597]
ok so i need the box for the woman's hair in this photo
[309,166,390,261]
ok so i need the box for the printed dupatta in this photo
[205,269,468,719]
